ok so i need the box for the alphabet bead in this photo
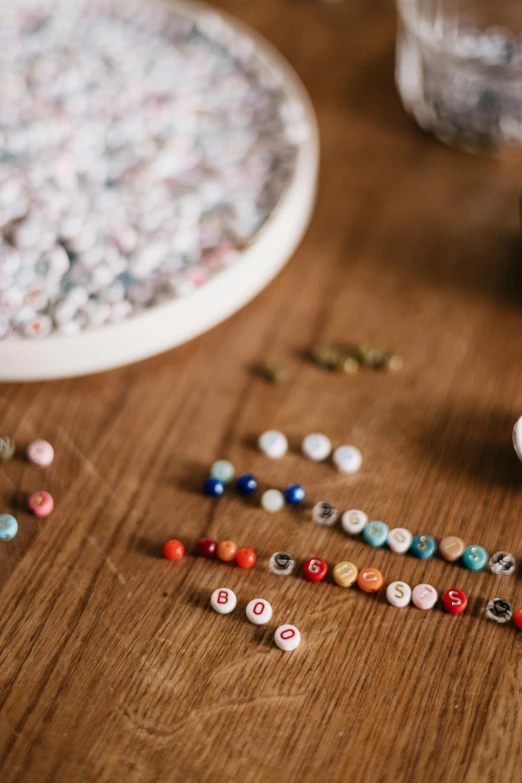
[462,545,488,572]
[274,624,301,651]
[410,534,437,560]
[0,436,15,460]
[27,439,54,467]
[357,567,383,593]
[0,513,18,541]
[412,584,438,610]
[341,509,368,535]
[489,551,516,576]
[210,460,234,484]
[246,598,272,625]
[258,430,288,460]
[217,540,238,562]
[203,477,225,497]
[439,536,465,562]
[27,490,54,517]
[332,445,362,474]
[312,501,339,526]
[333,561,358,587]
[486,597,512,624]
[269,551,295,576]
[441,588,467,615]
[284,484,305,504]
[363,521,389,548]
[211,587,237,614]
[302,556,327,582]
[261,489,285,513]
[386,581,411,607]
[388,527,412,554]
[301,433,331,462]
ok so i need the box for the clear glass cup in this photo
[396,0,522,153]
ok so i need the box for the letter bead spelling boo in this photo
[211,588,237,614]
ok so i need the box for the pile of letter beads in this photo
[0,514,18,541]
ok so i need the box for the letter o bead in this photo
[412,584,438,610]
[246,599,272,625]
[386,581,411,607]
[210,588,237,614]
[441,588,467,615]
[333,561,358,587]
[388,528,412,554]
[357,567,383,593]
[302,557,327,582]
[274,624,301,651]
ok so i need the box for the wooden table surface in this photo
[3,1,522,781]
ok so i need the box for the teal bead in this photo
[411,534,437,559]
[363,521,389,547]
[462,545,488,571]
[210,460,235,484]
[0,513,18,541]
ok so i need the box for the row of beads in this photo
[258,430,362,474]
[163,537,257,569]
[204,465,307,508]
[210,588,300,651]
[0,437,54,466]
[312,505,516,576]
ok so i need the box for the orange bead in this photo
[514,609,522,629]
[163,539,184,561]
[236,547,256,569]
[357,567,383,593]
[217,540,238,562]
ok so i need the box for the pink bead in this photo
[28,490,54,517]
[412,583,438,610]
[27,440,54,467]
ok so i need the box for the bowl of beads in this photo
[0,0,318,380]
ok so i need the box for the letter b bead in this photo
[211,588,237,614]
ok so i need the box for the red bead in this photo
[197,537,217,558]
[236,547,256,569]
[302,557,327,582]
[514,609,522,629]
[441,588,467,615]
[163,539,184,561]
[27,490,54,517]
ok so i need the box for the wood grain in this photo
[2,1,522,781]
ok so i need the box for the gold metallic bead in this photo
[260,362,288,383]
[309,344,340,370]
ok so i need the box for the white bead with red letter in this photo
[246,598,273,625]
[210,587,237,614]
[274,624,301,651]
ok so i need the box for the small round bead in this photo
[203,477,224,497]
[333,561,358,587]
[301,433,331,462]
[386,581,412,607]
[210,460,234,484]
[332,445,362,474]
[27,439,54,467]
[274,624,301,651]
[197,537,217,558]
[363,521,389,548]
[284,484,305,504]
[269,551,295,576]
[441,588,467,615]
[246,598,272,625]
[341,509,368,535]
[28,490,54,517]
[462,545,488,572]
[261,489,285,513]
[0,436,15,460]
[258,430,288,460]
[211,587,237,614]
[302,557,328,582]
[410,534,437,560]
[217,540,238,562]
[236,473,258,494]
[513,608,522,629]
[388,527,413,554]
[513,416,522,462]
[236,547,256,569]
[357,567,383,593]
[312,501,339,526]
[486,597,512,624]
[163,539,184,561]
[0,513,18,541]
[489,551,516,576]
[439,536,465,562]
[412,584,438,610]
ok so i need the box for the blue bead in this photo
[362,521,389,547]
[203,477,225,497]
[236,473,258,494]
[462,545,488,571]
[284,484,305,504]
[410,534,437,559]
[0,513,18,541]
